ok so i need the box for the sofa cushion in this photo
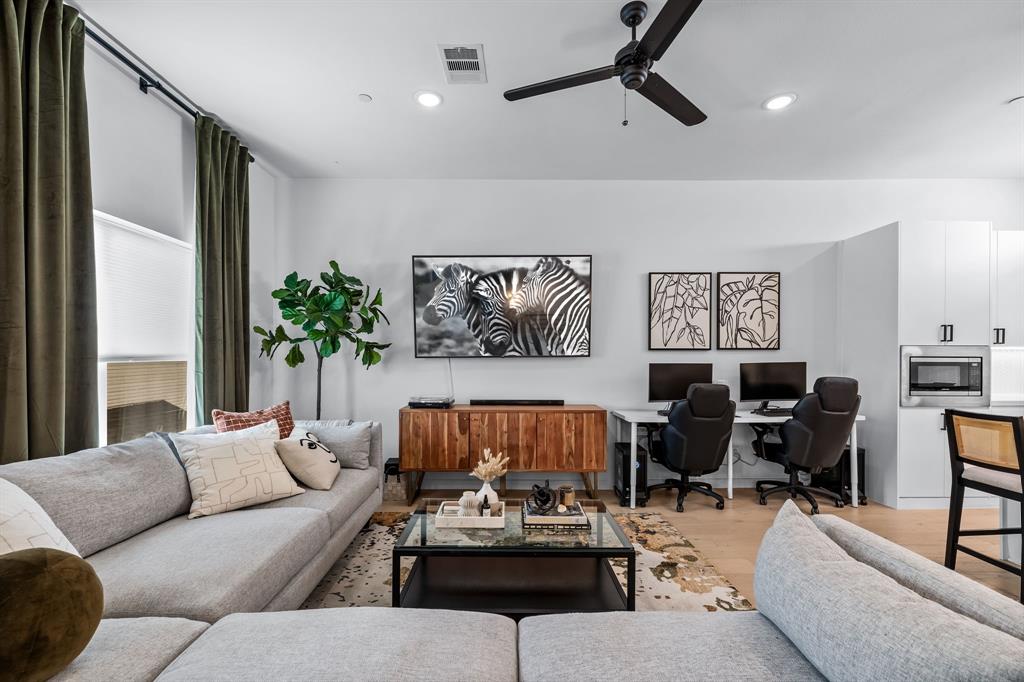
[170,420,305,519]
[0,478,78,555]
[518,611,823,682]
[213,400,294,440]
[813,513,1024,641]
[275,428,341,490]
[157,608,517,681]
[756,502,1024,681]
[87,508,329,622]
[53,617,208,682]
[0,434,191,557]
[297,420,372,469]
[251,466,379,534]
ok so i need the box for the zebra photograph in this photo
[412,255,592,358]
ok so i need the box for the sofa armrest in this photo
[368,421,384,489]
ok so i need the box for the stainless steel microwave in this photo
[900,346,990,407]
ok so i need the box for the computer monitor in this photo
[648,363,714,402]
[739,362,807,407]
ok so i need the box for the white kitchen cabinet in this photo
[899,222,948,345]
[898,221,991,346]
[944,222,991,345]
[898,408,948,498]
[992,230,1024,347]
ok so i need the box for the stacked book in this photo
[521,500,592,531]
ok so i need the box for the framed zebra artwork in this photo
[716,272,781,350]
[412,255,592,358]
[648,272,712,350]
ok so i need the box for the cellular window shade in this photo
[94,211,192,360]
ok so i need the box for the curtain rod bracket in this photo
[138,76,159,94]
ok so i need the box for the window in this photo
[94,211,193,443]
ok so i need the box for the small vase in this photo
[475,480,499,508]
[457,491,479,517]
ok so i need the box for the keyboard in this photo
[753,408,793,417]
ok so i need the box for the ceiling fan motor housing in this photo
[615,41,651,89]
[620,64,648,89]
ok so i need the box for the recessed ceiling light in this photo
[415,90,443,108]
[762,93,797,111]
[357,93,373,103]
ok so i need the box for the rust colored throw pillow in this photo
[212,401,294,440]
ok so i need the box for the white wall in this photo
[264,178,1022,490]
[85,44,280,413]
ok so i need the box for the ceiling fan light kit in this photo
[503,0,708,127]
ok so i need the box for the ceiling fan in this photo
[503,0,707,126]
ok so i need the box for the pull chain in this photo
[622,90,629,126]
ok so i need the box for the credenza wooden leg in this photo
[499,475,508,498]
[581,472,598,500]
[405,472,425,506]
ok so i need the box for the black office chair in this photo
[754,377,861,514]
[647,383,736,512]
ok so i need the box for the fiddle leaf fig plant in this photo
[254,261,390,419]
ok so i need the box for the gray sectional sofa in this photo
[0,420,383,623]
[3,428,1023,681]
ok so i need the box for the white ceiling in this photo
[78,0,1024,180]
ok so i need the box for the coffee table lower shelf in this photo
[394,555,634,620]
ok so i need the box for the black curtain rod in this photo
[83,25,255,163]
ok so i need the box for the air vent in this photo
[438,44,487,84]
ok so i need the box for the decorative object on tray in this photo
[526,480,558,514]
[522,498,592,531]
[649,272,712,350]
[558,484,576,511]
[457,491,479,517]
[435,501,506,528]
[470,448,508,507]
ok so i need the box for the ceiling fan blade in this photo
[639,0,704,61]
[637,72,707,126]
[504,65,619,101]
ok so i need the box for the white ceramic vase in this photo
[475,480,499,508]
[457,491,479,517]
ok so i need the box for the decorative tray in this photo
[434,501,506,529]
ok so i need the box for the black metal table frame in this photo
[392,509,636,613]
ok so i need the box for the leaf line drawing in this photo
[717,272,780,349]
[649,273,711,350]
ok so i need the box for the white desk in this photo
[610,409,866,509]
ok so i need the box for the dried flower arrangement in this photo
[470,448,509,483]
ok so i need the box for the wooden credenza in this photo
[398,404,607,502]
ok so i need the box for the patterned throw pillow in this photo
[170,420,304,519]
[0,479,79,556]
[275,428,341,490]
[212,401,294,440]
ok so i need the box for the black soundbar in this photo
[469,399,565,406]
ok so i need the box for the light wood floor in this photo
[381,488,1021,605]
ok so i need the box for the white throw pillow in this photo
[170,420,304,519]
[275,428,341,490]
[302,421,373,469]
[0,478,79,556]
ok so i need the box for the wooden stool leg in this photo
[944,478,965,569]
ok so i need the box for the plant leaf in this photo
[284,344,305,367]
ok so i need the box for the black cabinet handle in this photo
[939,412,946,431]
[948,324,954,343]
[940,324,948,342]
[994,328,1001,345]
[999,328,1006,345]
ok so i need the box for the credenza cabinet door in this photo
[536,411,606,472]
[400,411,469,470]
[943,222,991,346]
[468,412,537,471]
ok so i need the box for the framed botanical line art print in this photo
[717,272,780,350]
[649,272,712,350]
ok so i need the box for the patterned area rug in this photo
[301,511,752,613]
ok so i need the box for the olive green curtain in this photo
[194,115,250,422]
[1,0,97,463]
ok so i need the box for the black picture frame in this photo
[648,272,712,351]
[716,271,781,350]
[412,255,593,358]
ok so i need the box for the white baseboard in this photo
[897,497,999,510]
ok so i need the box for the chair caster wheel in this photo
[810,507,820,515]
[716,502,725,510]
[835,501,845,508]
[675,504,684,512]
[757,497,767,505]
[638,501,647,508]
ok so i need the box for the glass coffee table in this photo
[392,498,636,619]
